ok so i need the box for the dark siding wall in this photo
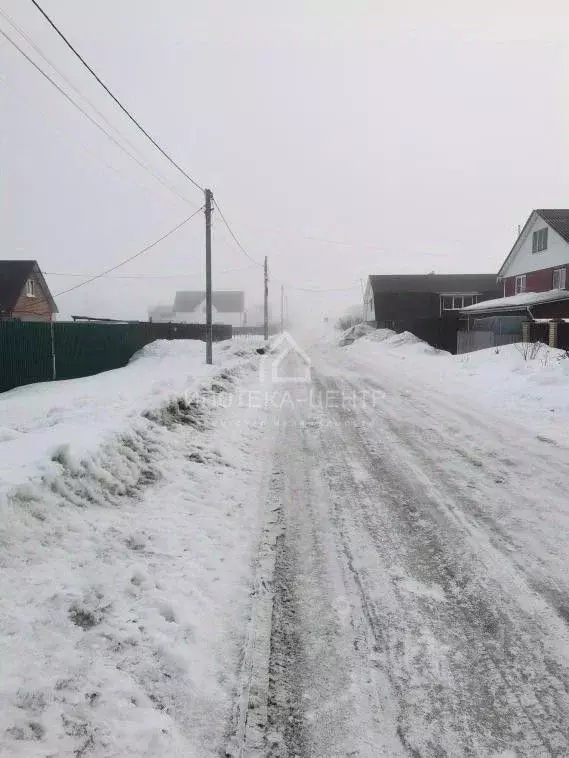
[372,286,501,354]
[503,265,568,295]
[528,268,564,291]
[374,291,440,323]
[532,300,569,319]
[479,288,503,302]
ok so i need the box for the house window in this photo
[532,227,548,253]
[553,268,567,290]
[515,275,526,294]
[25,279,35,297]
[441,295,454,311]
[440,294,479,314]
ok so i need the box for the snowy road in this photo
[237,338,569,757]
[3,336,569,757]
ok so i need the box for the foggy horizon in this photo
[2,0,568,322]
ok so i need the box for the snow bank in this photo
[338,322,376,346]
[0,338,266,757]
[454,341,569,418]
[0,339,255,488]
[341,330,569,442]
[345,327,447,356]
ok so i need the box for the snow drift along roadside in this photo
[0,338,268,758]
[341,327,569,444]
[0,339,254,490]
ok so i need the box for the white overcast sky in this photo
[1,0,568,321]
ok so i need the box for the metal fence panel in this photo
[457,330,522,354]
[0,321,233,393]
[0,321,53,392]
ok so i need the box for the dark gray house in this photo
[363,274,501,352]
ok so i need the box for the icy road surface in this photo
[232,335,569,757]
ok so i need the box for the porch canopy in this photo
[460,289,569,320]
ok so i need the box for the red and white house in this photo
[459,210,569,352]
[498,209,569,297]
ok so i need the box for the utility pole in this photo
[264,256,269,342]
[205,189,213,364]
[280,284,284,333]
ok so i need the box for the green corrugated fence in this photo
[0,321,232,393]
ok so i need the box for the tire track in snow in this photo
[260,392,406,758]
[312,371,569,756]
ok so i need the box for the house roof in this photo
[0,260,58,314]
[537,209,569,244]
[497,209,569,277]
[368,274,499,295]
[173,290,245,313]
[461,288,569,315]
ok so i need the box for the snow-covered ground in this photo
[335,327,569,445]
[4,328,569,756]
[0,339,272,758]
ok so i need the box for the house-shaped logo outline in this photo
[259,332,312,384]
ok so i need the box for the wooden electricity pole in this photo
[205,189,213,364]
[264,256,269,342]
[280,284,284,333]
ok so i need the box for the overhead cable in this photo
[29,0,204,194]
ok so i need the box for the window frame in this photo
[552,267,567,290]
[532,227,548,254]
[515,274,527,294]
[439,293,479,315]
[25,279,35,298]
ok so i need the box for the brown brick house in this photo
[0,260,58,321]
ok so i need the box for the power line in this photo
[0,24,196,208]
[279,282,361,293]
[214,198,362,292]
[16,207,204,315]
[54,206,204,297]
[29,0,204,194]
[213,199,264,267]
[43,263,258,279]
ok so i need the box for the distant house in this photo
[364,274,501,324]
[148,304,174,323]
[498,209,569,297]
[0,260,58,322]
[173,291,245,327]
[363,274,501,353]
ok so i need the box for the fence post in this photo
[50,320,57,381]
[522,321,531,344]
[549,320,559,349]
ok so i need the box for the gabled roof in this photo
[368,274,499,294]
[537,209,569,244]
[0,260,58,314]
[497,209,569,277]
[173,290,245,313]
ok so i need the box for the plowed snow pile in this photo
[0,339,266,758]
[341,328,569,443]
